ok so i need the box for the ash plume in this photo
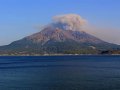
[35,14,87,31]
[52,14,87,31]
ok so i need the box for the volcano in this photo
[0,26,119,55]
[0,14,119,55]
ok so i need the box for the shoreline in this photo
[0,54,120,57]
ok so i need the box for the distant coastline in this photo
[0,53,120,56]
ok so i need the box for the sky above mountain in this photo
[0,0,120,45]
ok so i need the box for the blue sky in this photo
[0,0,120,45]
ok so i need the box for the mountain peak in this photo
[25,27,104,45]
[0,14,119,55]
[0,26,119,55]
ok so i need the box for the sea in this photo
[0,55,120,90]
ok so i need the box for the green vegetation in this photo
[0,37,119,56]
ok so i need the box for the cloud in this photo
[35,14,87,31]
[52,14,87,31]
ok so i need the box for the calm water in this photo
[0,56,120,90]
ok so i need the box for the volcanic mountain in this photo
[0,26,119,55]
[0,14,119,55]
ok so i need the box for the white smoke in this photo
[52,14,87,31]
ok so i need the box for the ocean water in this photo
[0,56,120,90]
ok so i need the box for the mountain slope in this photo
[0,27,119,55]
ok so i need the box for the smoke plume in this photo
[52,14,87,31]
